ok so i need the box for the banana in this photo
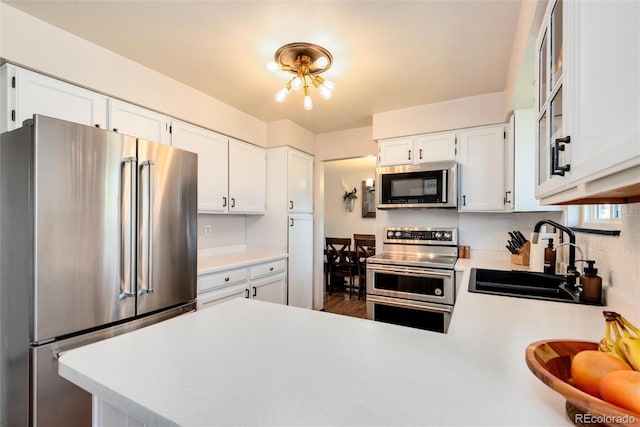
[614,316,640,371]
[601,311,640,371]
[599,319,625,361]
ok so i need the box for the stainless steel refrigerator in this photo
[0,115,198,426]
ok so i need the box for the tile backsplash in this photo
[570,203,640,304]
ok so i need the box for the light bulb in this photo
[313,56,328,69]
[318,85,332,100]
[275,88,289,103]
[291,77,302,91]
[266,61,280,72]
[304,95,313,110]
[322,80,336,91]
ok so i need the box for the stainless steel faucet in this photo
[531,219,581,287]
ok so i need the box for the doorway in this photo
[322,156,376,319]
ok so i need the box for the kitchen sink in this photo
[468,268,601,305]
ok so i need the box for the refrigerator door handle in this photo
[121,157,136,297]
[139,160,155,294]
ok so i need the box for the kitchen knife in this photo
[506,244,517,254]
[516,230,528,245]
[508,232,521,248]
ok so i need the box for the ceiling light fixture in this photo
[267,42,335,111]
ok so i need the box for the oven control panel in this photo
[384,227,458,245]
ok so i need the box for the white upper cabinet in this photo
[378,136,414,166]
[535,0,640,203]
[287,149,313,214]
[170,120,265,214]
[171,120,228,213]
[458,124,507,212]
[378,133,456,166]
[1,64,107,132]
[413,132,457,163]
[108,99,170,145]
[228,139,266,214]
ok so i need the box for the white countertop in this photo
[197,245,288,274]
[58,258,638,426]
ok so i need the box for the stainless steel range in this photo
[366,227,458,333]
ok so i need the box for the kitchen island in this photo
[58,260,638,426]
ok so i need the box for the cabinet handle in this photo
[504,191,512,204]
[94,124,100,128]
[112,128,118,132]
[231,197,236,208]
[252,286,257,297]
[224,277,230,282]
[269,267,274,271]
[223,196,227,207]
[289,200,294,210]
[408,149,412,160]
[419,149,423,160]
[290,218,294,227]
[462,195,466,206]
[245,288,250,298]
[551,136,571,176]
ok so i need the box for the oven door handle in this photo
[367,265,454,278]
[367,295,453,313]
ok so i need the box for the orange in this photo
[570,350,631,398]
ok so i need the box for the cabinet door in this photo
[228,139,266,214]
[3,65,107,132]
[413,132,456,163]
[108,99,170,145]
[250,274,287,305]
[287,214,313,309]
[458,125,507,212]
[287,149,313,213]
[566,0,640,185]
[535,0,571,198]
[171,120,229,213]
[377,136,413,166]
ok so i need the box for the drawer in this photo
[197,283,247,310]
[250,259,287,280]
[198,267,248,293]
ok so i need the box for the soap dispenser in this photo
[580,260,602,304]
[543,238,556,274]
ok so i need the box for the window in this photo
[582,204,622,226]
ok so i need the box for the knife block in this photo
[510,241,530,266]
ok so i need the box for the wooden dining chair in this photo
[353,234,375,300]
[325,237,354,296]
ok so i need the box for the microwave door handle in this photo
[441,169,448,203]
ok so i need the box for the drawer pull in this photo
[269,267,274,271]
[224,277,230,282]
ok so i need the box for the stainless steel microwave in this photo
[377,161,457,209]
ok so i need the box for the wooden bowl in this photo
[526,340,640,427]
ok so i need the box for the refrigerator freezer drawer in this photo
[30,303,195,427]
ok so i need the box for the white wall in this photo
[197,215,246,249]
[266,119,316,154]
[315,126,376,161]
[324,168,376,240]
[372,92,507,140]
[0,3,266,147]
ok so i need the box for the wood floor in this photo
[323,289,367,319]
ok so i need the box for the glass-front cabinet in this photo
[535,0,571,198]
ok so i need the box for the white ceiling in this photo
[5,0,527,135]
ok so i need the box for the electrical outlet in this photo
[204,225,212,236]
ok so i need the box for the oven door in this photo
[366,295,452,333]
[366,263,455,305]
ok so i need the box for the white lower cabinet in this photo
[197,258,287,310]
[287,214,313,309]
